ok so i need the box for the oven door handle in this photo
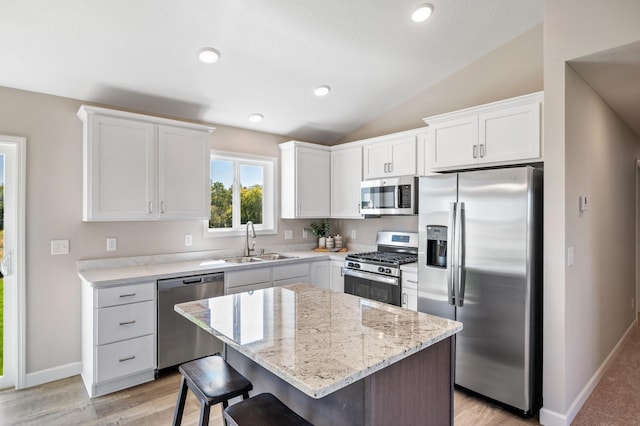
[343,268,399,286]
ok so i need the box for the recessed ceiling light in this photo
[248,113,264,123]
[412,3,434,22]
[198,47,221,64]
[314,85,331,97]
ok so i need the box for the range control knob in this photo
[385,268,392,274]
[378,267,385,273]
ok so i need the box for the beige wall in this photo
[339,24,543,143]
[543,1,640,424]
[0,86,321,374]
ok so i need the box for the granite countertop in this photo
[175,283,463,399]
[77,246,359,288]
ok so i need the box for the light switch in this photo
[284,230,293,240]
[567,247,575,266]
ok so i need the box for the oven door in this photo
[343,268,401,306]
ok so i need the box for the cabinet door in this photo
[402,271,418,311]
[363,140,390,179]
[226,281,272,294]
[478,102,541,164]
[330,260,344,293]
[85,115,156,221]
[331,146,363,218]
[387,136,417,177]
[157,125,210,220]
[310,260,330,289]
[296,146,330,217]
[428,116,479,170]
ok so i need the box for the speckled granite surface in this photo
[175,283,462,399]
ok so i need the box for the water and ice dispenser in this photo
[426,225,447,268]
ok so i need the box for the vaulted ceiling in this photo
[0,0,542,143]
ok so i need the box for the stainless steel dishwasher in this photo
[157,272,224,371]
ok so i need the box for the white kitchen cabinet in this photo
[273,262,310,287]
[331,145,363,218]
[425,92,543,171]
[280,141,330,218]
[330,260,344,293]
[402,270,418,311]
[78,105,213,222]
[226,281,272,294]
[81,281,156,397]
[310,260,330,289]
[363,135,416,179]
[226,268,272,293]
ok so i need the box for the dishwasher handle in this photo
[157,273,224,291]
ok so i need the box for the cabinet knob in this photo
[388,162,392,173]
[479,144,485,158]
[473,146,478,158]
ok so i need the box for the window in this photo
[207,151,277,236]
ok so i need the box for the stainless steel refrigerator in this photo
[418,166,542,416]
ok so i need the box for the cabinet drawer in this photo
[226,268,271,288]
[272,263,309,281]
[96,334,154,382]
[273,276,309,287]
[226,281,271,295]
[97,282,155,308]
[97,301,155,345]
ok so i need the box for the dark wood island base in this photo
[226,336,454,426]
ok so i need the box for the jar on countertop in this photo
[326,236,334,249]
[334,234,343,249]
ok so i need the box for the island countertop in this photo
[175,283,462,399]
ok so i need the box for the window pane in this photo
[240,164,263,225]
[210,160,233,228]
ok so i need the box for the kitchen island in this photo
[175,284,462,425]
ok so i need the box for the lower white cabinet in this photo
[330,260,344,293]
[402,270,418,311]
[225,261,317,293]
[310,260,330,289]
[82,281,156,397]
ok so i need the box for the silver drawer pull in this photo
[119,355,136,363]
[119,320,136,326]
[406,279,418,284]
[119,293,136,298]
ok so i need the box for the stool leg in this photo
[172,376,189,426]
[199,402,211,426]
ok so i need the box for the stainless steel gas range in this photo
[343,231,418,306]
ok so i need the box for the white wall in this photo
[0,86,319,376]
[542,1,640,424]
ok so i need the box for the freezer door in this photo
[417,174,457,320]
[454,167,536,412]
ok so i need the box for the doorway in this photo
[0,136,26,390]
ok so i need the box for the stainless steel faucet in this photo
[244,221,256,256]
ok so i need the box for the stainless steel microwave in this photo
[360,176,418,216]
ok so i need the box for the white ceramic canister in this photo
[334,234,343,249]
[326,236,334,249]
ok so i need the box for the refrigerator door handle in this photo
[456,202,466,307]
[447,202,457,305]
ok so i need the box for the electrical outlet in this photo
[567,247,574,266]
[351,229,357,239]
[106,237,117,252]
[284,230,293,240]
[184,234,193,246]
[302,228,309,239]
[51,239,69,255]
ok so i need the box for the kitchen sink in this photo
[224,257,264,264]
[256,253,298,261]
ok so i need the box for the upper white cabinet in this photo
[424,92,543,171]
[280,141,330,218]
[330,145,363,219]
[363,135,417,179]
[78,106,213,222]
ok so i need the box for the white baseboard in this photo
[23,361,82,388]
[540,318,637,426]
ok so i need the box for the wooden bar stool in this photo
[223,393,313,426]
[172,355,253,426]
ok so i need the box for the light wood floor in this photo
[0,371,537,426]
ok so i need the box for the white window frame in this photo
[205,150,278,237]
